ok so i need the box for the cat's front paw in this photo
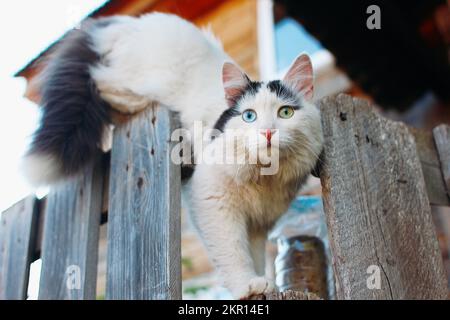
[230,277,276,300]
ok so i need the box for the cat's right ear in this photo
[222,62,250,108]
[283,54,314,101]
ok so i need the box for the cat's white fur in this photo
[186,87,322,298]
[90,14,229,136]
[28,13,323,299]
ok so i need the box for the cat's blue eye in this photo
[242,109,257,123]
[278,106,295,119]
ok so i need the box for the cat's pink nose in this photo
[260,129,277,143]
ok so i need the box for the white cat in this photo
[22,13,323,299]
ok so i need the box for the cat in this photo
[22,13,323,299]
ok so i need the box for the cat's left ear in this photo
[283,54,314,101]
[222,62,250,108]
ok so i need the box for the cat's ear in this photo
[222,62,250,108]
[283,54,314,101]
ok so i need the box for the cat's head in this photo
[214,54,323,176]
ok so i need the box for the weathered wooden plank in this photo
[0,196,39,300]
[410,127,450,206]
[38,155,104,300]
[106,104,181,300]
[318,94,447,299]
[433,125,450,200]
[27,154,108,266]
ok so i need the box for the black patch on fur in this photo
[214,80,262,132]
[267,80,299,106]
[28,20,113,178]
[311,150,324,178]
[243,78,263,97]
[213,106,241,133]
[181,164,195,181]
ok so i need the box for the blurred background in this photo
[1,0,449,299]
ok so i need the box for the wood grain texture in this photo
[318,94,447,300]
[194,0,259,79]
[106,104,181,300]
[433,125,450,200]
[410,127,450,206]
[0,196,38,300]
[38,155,104,300]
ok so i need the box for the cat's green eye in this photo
[278,106,295,119]
[242,109,257,123]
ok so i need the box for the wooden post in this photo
[0,197,39,300]
[106,104,181,300]
[410,127,450,206]
[433,125,450,200]
[38,156,104,300]
[318,94,447,299]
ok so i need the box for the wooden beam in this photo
[318,94,447,299]
[38,156,104,300]
[147,0,225,21]
[106,104,181,300]
[0,197,39,300]
[410,127,450,206]
[433,125,450,200]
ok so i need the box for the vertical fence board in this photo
[433,125,450,199]
[410,128,450,206]
[0,197,38,300]
[318,94,447,299]
[38,156,104,300]
[106,104,181,300]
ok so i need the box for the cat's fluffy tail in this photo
[22,21,111,186]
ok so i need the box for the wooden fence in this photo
[0,94,448,300]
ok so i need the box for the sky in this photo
[274,17,323,72]
[0,0,107,212]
